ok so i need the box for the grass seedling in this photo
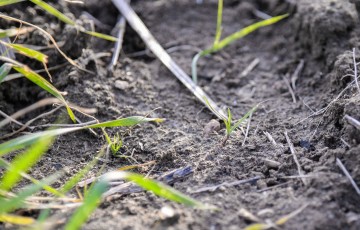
[103,130,123,155]
[222,106,258,146]
[191,0,288,84]
[203,95,258,146]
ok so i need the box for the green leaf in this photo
[4,43,48,63]
[0,116,163,156]
[0,173,60,214]
[125,172,207,208]
[60,150,104,194]
[0,158,64,197]
[65,180,108,230]
[213,14,288,52]
[83,30,118,42]
[0,135,54,191]
[0,27,33,39]
[29,0,76,26]
[86,116,165,128]
[0,0,24,7]
[0,214,35,226]
[0,127,79,157]
[0,63,12,83]
[214,0,223,45]
[230,105,258,133]
[104,171,211,209]
[12,66,75,122]
[0,41,48,66]
[29,0,117,42]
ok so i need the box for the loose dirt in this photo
[1,0,360,229]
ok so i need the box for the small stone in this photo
[159,206,175,219]
[256,180,267,190]
[264,159,281,169]
[114,80,130,90]
[204,119,221,136]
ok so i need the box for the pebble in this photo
[204,119,221,136]
[114,80,130,90]
[263,159,281,169]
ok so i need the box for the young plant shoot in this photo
[191,0,288,84]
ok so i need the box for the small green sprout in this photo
[103,130,123,155]
[221,106,258,146]
[192,0,288,84]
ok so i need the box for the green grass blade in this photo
[0,127,79,157]
[120,172,209,209]
[65,180,108,230]
[0,214,35,226]
[86,116,164,128]
[0,27,33,38]
[4,43,48,63]
[83,30,118,42]
[0,63,12,83]
[0,0,24,7]
[29,0,116,42]
[12,66,75,122]
[60,149,104,194]
[126,173,204,207]
[230,105,258,133]
[0,135,54,191]
[214,0,223,45]
[0,173,60,214]
[0,116,164,156]
[0,158,64,197]
[213,14,288,52]
[29,0,76,26]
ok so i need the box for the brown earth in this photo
[1,0,360,229]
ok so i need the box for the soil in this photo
[1,0,360,229]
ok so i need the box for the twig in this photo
[283,74,296,103]
[344,114,360,130]
[264,131,278,147]
[257,182,291,192]
[242,112,252,146]
[0,106,63,140]
[34,120,97,128]
[336,158,360,196]
[190,176,261,194]
[0,110,24,127]
[291,59,304,90]
[284,131,307,185]
[340,138,351,148]
[240,58,260,78]
[0,98,61,129]
[108,15,127,71]
[111,0,227,120]
[353,48,359,94]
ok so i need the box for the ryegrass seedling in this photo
[103,130,123,155]
[222,106,258,146]
[191,0,288,84]
[203,95,258,146]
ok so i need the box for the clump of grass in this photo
[192,0,288,84]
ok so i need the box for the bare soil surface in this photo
[1,0,360,229]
